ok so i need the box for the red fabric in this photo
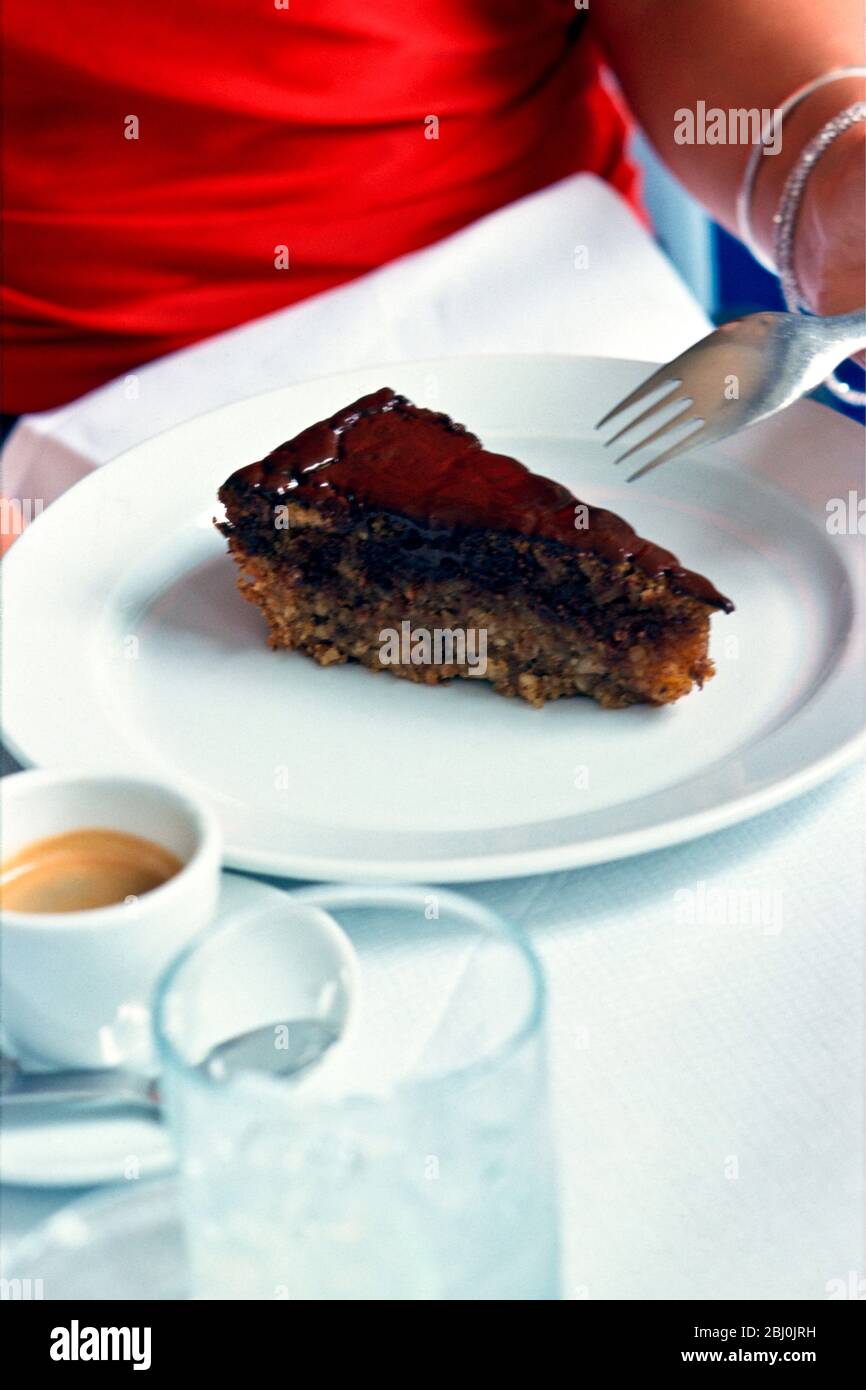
[1,0,641,412]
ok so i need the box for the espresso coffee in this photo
[0,828,183,913]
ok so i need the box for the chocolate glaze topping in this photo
[228,388,733,611]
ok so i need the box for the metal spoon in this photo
[0,1018,339,1114]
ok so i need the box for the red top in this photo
[2,0,640,412]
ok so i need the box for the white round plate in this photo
[0,873,288,1187]
[2,356,863,881]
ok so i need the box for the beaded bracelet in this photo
[736,66,866,273]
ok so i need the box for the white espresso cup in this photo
[0,770,222,1069]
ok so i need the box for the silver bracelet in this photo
[736,66,866,273]
[773,101,866,407]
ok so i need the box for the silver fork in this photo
[596,309,866,481]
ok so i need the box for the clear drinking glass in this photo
[154,884,559,1300]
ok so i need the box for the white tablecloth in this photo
[2,173,863,1299]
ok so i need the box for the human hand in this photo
[793,122,865,325]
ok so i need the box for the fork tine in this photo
[625,420,708,481]
[611,401,699,467]
[603,388,692,449]
[595,369,683,430]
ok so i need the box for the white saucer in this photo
[2,355,863,880]
[0,873,290,1188]
[3,1178,188,1299]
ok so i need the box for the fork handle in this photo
[816,308,866,357]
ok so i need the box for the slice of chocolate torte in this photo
[218,388,732,708]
